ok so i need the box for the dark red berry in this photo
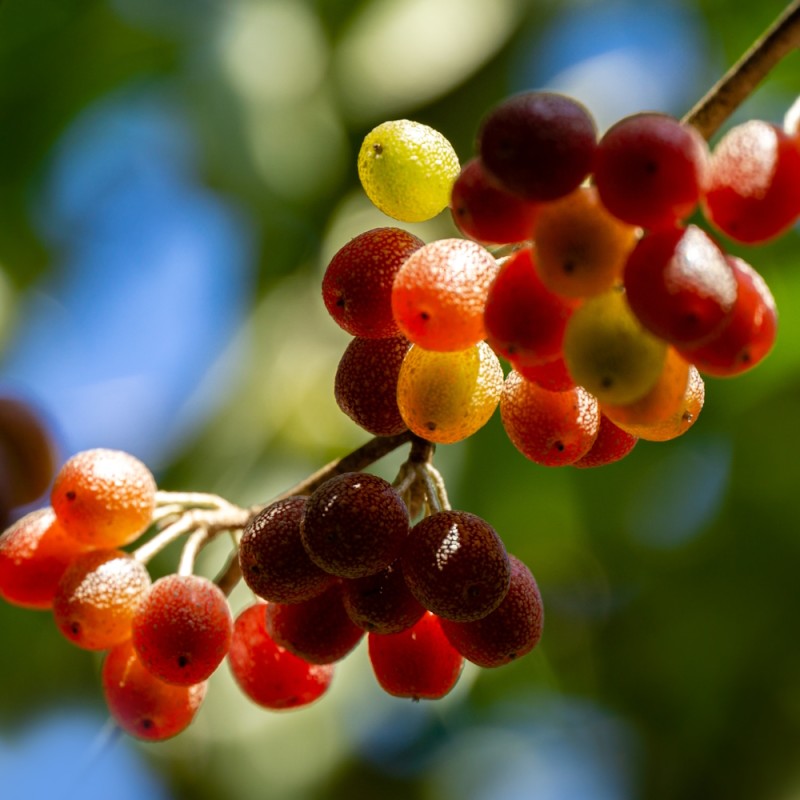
[439,555,543,668]
[301,472,409,579]
[401,510,510,622]
[266,583,365,665]
[239,497,336,604]
[478,91,597,201]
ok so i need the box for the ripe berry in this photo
[605,363,704,442]
[483,246,575,367]
[0,508,90,610]
[500,371,600,466]
[228,603,334,710]
[533,185,638,299]
[401,510,510,622]
[368,612,464,700]
[300,472,409,579]
[478,90,597,201]
[102,639,207,741]
[702,120,800,243]
[571,414,638,469]
[391,238,498,351]
[53,549,152,650]
[358,120,460,223]
[50,448,157,548]
[322,228,424,338]
[562,287,667,405]
[334,335,411,436]
[266,583,365,665]
[624,225,737,347]
[396,341,504,445]
[439,555,543,668]
[341,560,426,635]
[593,112,709,229]
[132,574,233,686]
[449,157,539,245]
[239,497,335,604]
[677,256,777,377]
[513,356,575,393]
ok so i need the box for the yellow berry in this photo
[358,120,460,223]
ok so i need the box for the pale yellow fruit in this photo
[358,120,460,223]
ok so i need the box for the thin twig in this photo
[683,0,800,139]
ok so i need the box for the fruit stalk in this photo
[683,0,800,139]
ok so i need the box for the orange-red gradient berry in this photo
[0,508,90,610]
[52,549,152,650]
[132,574,233,686]
[500,371,600,466]
[391,238,498,351]
[102,639,207,741]
[228,603,334,711]
[51,448,157,548]
[533,185,638,299]
[368,612,464,700]
[322,227,424,338]
[439,555,543,668]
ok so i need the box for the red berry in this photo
[450,157,539,245]
[439,555,543,668]
[624,225,737,347]
[132,574,233,685]
[513,355,575,393]
[678,256,777,377]
[239,497,335,604]
[484,247,575,366]
[322,227,424,338]
[571,414,638,469]
[702,120,800,243]
[228,603,334,710]
[368,612,464,700]
[594,112,709,229]
[102,639,207,741]
[266,583,365,664]
[478,91,597,201]
[401,510,510,622]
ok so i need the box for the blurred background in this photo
[1,0,799,798]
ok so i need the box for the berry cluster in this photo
[332,90,789,471]
[239,472,543,701]
[0,76,795,747]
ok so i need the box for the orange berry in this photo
[392,238,498,351]
[53,549,152,650]
[51,448,157,548]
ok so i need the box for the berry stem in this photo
[683,0,800,139]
